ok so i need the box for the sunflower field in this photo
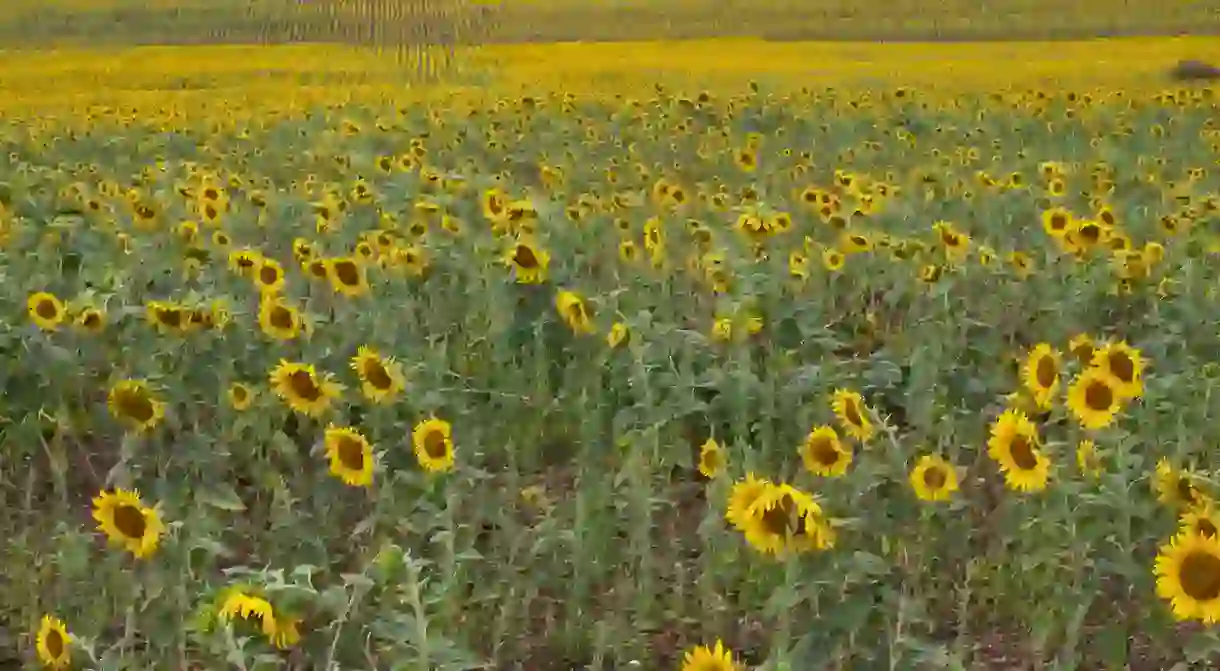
[7,15,1220,670]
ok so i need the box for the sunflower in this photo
[986,408,1049,492]
[726,473,771,533]
[909,455,959,502]
[1181,503,1220,539]
[258,297,303,341]
[1068,333,1096,364]
[555,289,594,334]
[324,424,374,487]
[227,382,254,411]
[680,639,740,671]
[1155,531,1220,623]
[218,588,298,648]
[412,417,455,473]
[1075,439,1101,477]
[253,257,286,294]
[325,256,369,297]
[506,239,549,284]
[35,615,71,669]
[1041,206,1073,237]
[831,389,874,441]
[1067,369,1122,430]
[1091,340,1145,399]
[74,306,105,334]
[822,248,845,271]
[1022,343,1062,409]
[606,322,630,348]
[351,345,405,404]
[269,360,342,417]
[1156,459,1209,510]
[799,425,851,477]
[147,300,192,335]
[28,292,66,331]
[228,248,262,276]
[741,482,835,555]
[92,488,164,559]
[107,379,165,432]
[697,437,725,478]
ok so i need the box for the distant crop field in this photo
[0,0,1216,45]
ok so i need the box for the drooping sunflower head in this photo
[831,389,874,441]
[412,417,455,474]
[506,239,550,284]
[351,345,405,404]
[324,424,374,487]
[800,425,851,478]
[217,588,285,645]
[269,360,342,417]
[35,615,71,669]
[28,291,66,331]
[1067,368,1122,431]
[696,438,725,479]
[107,379,165,433]
[680,639,740,671]
[555,289,594,335]
[606,322,630,349]
[909,454,959,502]
[1155,531,1220,624]
[742,482,834,555]
[92,488,164,559]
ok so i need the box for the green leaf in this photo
[197,485,246,511]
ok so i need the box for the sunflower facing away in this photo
[218,588,300,650]
[1022,343,1062,409]
[741,481,835,556]
[93,488,164,559]
[986,408,1049,493]
[831,388,875,441]
[799,425,851,477]
[1067,368,1123,430]
[351,345,405,404]
[681,639,740,671]
[1075,439,1102,478]
[909,455,960,502]
[269,360,342,417]
[35,615,71,669]
[412,417,455,473]
[555,289,594,334]
[606,322,630,349]
[107,379,165,433]
[324,424,374,487]
[697,437,725,478]
[1155,531,1220,623]
[28,291,66,331]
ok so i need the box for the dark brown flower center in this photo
[269,305,295,331]
[113,503,147,539]
[1107,352,1135,383]
[35,299,59,320]
[423,430,448,459]
[336,435,365,471]
[258,265,280,286]
[808,436,840,466]
[1009,435,1039,471]
[362,359,393,390]
[1085,379,1114,411]
[45,629,64,658]
[1180,550,1220,601]
[923,466,948,489]
[1035,355,1058,388]
[333,260,361,287]
[513,244,539,269]
[843,399,864,427]
[287,370,322,401]
[116,388,155,423]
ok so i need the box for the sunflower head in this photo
[324,424,375,487]
[269,360,342,417]
[36,615,71,669]
[800,425,851,477]
[351,345,405,404]
[107,379,165,433]
[1022,343,1061,408]
[1091,340,1145,399]
[696,438,725,479]
[325,256,368,297]
[726,473,770,533]
[910,455,959,502]
[555,289,594,334]
[412,417,455,474]
[1155,531,1220,624]
[986,408,1049,493]
[227,382,254,411]
[28,291,66,331]
[92,488,164,559]
[680,639,740,671]
[831,389,874,441]
[1067,368,1122,430]
[741,482,835,555]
